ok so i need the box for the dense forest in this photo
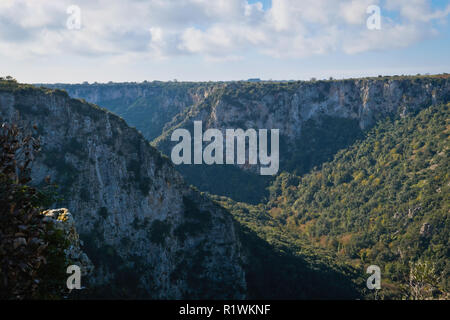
[217,102,449,299]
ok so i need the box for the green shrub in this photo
[149,220,171,245]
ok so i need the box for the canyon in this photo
[1,74,448,299]
[45,75,450,203]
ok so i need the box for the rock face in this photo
[42,208,94,277]
[41,82,217,141]
[0,84,246,299]
[44,76,450,203]
[45,76,449,143]
[46,76,449,176]
[419,223,432,238]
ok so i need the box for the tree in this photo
[409,260,441,300]
[0,120,65,299]
[0,75,17,82]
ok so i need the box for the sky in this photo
[0,0,449,83]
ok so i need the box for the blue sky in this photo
[0,0,448,83]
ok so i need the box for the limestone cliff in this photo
[42,208,94,278]
[45,76,449,144]
[43,75,449,203]
[42,82,217,141]
[0,83,246,299]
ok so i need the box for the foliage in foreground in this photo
[0,120,68,299]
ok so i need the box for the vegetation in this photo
[0,120,69,299]
[149,75,448,204]
[148,220,171,245]
[180,164,272,204]
[3,76,448,300]
[213,194,362,299]
[174,196,212,242]
[282,116,363,175]
[248,103,449,299]
[79,229,149,299]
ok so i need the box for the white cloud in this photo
[385,0,450,22]
[340,0,377,25]
[0,0,448,61]
[343,21,435,54]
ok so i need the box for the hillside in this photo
[47,75,450,203]
[0,79,362,299]
[227,102,449,299]
[40,81,216,141]
[211,193,362,299]
[0,118,93,299]
[34,76,449,299]
[0,80,246,299]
